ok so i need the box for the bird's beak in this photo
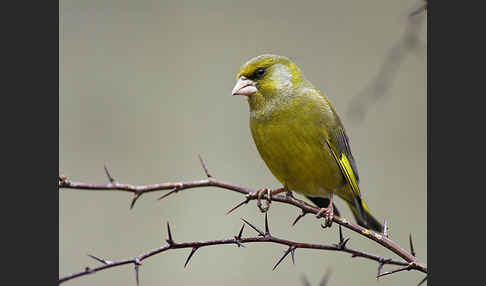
[232,77,257,96]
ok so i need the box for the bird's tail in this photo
[346,197,383,232]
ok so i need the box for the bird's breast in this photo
[249,99,344,197]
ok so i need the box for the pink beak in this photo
[232,77,257,96]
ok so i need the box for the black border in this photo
[429,1,483,284]
[5,1,59,284]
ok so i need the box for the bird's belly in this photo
[251,118,343,197]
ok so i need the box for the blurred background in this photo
[59,1,426,285]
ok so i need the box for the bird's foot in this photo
[256,188,271,212]
[316,204,334,228]
[247,187,286,213]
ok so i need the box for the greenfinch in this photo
[232,54,383,232]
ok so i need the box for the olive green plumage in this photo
[233,54,382,232]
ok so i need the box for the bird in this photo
[231,54,383,232]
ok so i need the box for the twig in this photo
[59,218,409,284]
[319,269,332,286]
[59,171,427,274]
[301,275,312,286]
[409,0,427,17]
[346,1,426,123]
[376,262,415,279]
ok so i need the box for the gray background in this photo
[59,1,426,285]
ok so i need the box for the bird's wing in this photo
[326,126,361,199]
[307,87,361,198]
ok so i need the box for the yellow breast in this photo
[249,95,344,197]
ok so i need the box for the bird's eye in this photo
[252,68,265,80]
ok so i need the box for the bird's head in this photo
[232,54,304,111]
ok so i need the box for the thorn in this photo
[235,240,245,248]
[134,258,141,286]
[234,224,246,248]
[130,192,141,210]
[166,222,174,245]
[103,164,115,183]
[226,198,250,215]
[334,225,350,249]
[184,247,199,268]
[135,258,142,265]
[264,212,270,235]
[241,218,265,236]
[284,185,295,199]
[382,219,389,238]
[87,254,111,265]
[377,259,386,279]
[198,155,212,178]
[273,247,293,271]
[292,210,307,227]
[290,247,296,265]
[376,258,392,279]
[338,238,350,250]
[157,187,179,201]
[409,233,416,257]
[417,274,428,286]
[377,264,412,279]
[237,224,245,240]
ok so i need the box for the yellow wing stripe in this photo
[326,140,361,198]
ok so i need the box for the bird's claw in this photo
[252,188,272,213]
[316,206,334,228]
[246,187,287,213]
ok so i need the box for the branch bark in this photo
[58,162,427,282]
[59,216,410,284]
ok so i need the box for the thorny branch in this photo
[59,215,409,284]
[59,157,427,284]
